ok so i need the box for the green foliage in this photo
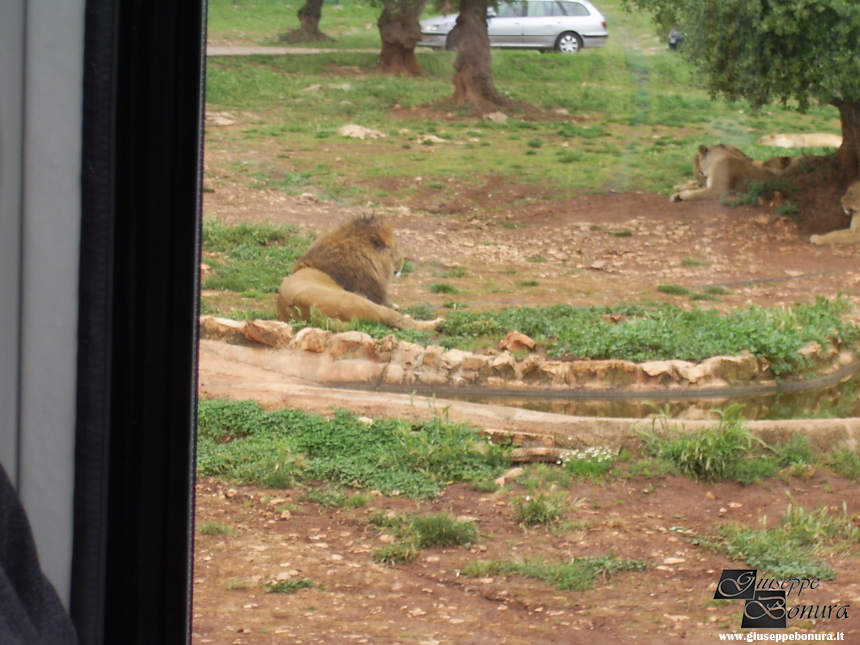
[301,487,371,508]
[197,400,509,498]
[438,298,857,374]
[641,405,777,483]
[512,489,568,526]
[198,522,234,536]
[657,284,691,296]
[411,512,478,548]
[202,219,314,293]
[621,0,860,110]
[561,447,616,481]
[827,449,860,482]
[370,511,478,564]
[264,578,315,594]
[429,282,459,294]
[463,554,647,591]
[694,501,859,580]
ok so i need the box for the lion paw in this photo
[809,234,822,245]
[414,317,444,332]
[670,193,683,202]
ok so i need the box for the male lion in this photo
[671,144,781,202]
[276,215,441,331]
[810,180,860,245]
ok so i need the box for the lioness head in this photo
[693,144,752,185]
[841,180,860,219]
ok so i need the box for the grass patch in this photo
[198,522,234,536]
[561,447,616,481]
[437,297,856,374]
[463,554,647,591]
[264,578,315,594]
[300,486,372,508]
[657,284,691,296]
[512,489,568,526]
[693,501,860,580]
[640,406,773,483]
[370,510,478,564]
[202,218,314,293]
[428,282,460,294]
[197,400,509,498]
[641,407,830,484]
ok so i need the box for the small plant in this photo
[526,255,547,263]
[440,267,467,278]
[527,138,543,149]
[301,487,371,508]
[198,522,234,536]
[640,405,776,483]
[412,512,478,548]
[371,511,477,564]
[681,256,710,267]
[657,284,691,296]
[827,448,860,481]
[612,230,633,237]
[512,489,568,526]
[463,554,646,591]
[428,282,459,294]
[561,447,616,481]
[694,501,859,580]
[264,578,315,594]
[516,280,540,287]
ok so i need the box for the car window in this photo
[496,2,525,18]
[527,1,552,17]
[557,1,590,16]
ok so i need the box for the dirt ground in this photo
[193,141,860,644]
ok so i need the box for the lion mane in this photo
[810,180,860,246]
[276,215,440,331]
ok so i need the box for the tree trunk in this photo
[836,99,860,181]
[377,0,428,76]
[449,0,506,106]
[278,0,333,43]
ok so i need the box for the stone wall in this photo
[199,316,856,393]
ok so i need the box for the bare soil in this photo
[194,141,860,644]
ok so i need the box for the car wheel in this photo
[555,32,582,54]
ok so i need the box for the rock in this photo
[294,327,330,353]
[416,134,446,144]
[242,320,293,348]
[327,331,376,360]
[337,124,386,139]
[441,348,469,370]
[423,345,445,368]
[491,351,517,376]
[382,363,405,384]
[494,467,525,486]
[206,111,236,126]
[498,331,535,353]
[483,111,508,123]
[199,316,246,344]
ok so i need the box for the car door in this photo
[487,1,525,46]
[519,0,560,48]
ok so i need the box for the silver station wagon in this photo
[418,0,609,54]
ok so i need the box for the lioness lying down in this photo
[810,180,860,246]
[671,144,791,202]
[276,216,441,331]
